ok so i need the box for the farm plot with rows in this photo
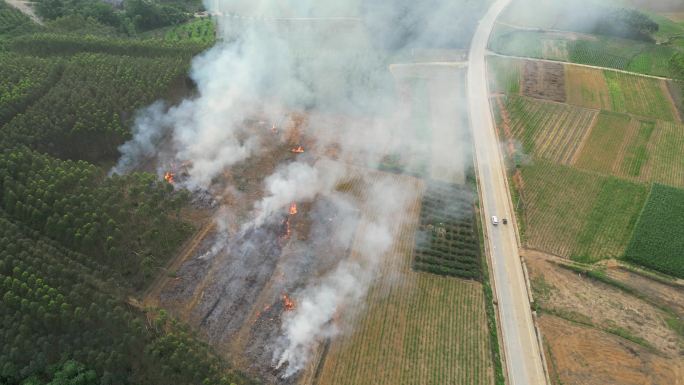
[521,60,566,102]
[624,184,684,278]
[308,172,495,385]
[564,65,612,110]
[574,111,633,173]
[505,96,596,164]
[519,161,647,260]
[644,120,684,188]
[603,71,678,121]
[413,181,481,280]
[567,39,641,71]
[487,56,522,95]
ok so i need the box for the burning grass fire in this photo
[109,0,460,383]
[164,171,175,184]
[282,294,296,311]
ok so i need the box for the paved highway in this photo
[467,1,548,384]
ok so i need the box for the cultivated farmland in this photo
[564,65,612,110]
[504,96,596,164]
[487,56,521,95]
[314,180,494,385]
[603,70,678,121]
[645,120,684,187]
[574,111,633,173]
[413,181,481,280]
[624,183,684,278]
[521,61,566,102]
[519,161,647,261]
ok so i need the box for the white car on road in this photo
[491,215,499,225]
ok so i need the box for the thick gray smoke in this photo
[113,0,479,380]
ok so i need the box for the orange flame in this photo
[282,294,295,311]
[289,202,298,215]
[290,146,304,153]
[164,171,175,184]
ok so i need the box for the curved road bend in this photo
[467,1,548,385]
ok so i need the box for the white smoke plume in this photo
[112,0,479,380]
[274,175,415,375]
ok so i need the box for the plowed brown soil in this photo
[522,61,566,102]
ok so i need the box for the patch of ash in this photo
[196,222,284,344]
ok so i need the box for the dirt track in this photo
[4,0,42,24]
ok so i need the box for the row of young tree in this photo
[1,52,188,160]
[0,12,255,384]
[0,148,193,290]
[34,0,203,34]
[0,53,63,125]
[0,212,256,385]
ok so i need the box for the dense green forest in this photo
[0,1,250,384]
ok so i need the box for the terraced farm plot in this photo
[604,71,677,121]
[413,181,481,280]
[520,161,647,260]
[522,61,566,102]
[644,120,684,188]
[505,96,596,164]
[487,56,522,95]
[565,65,611,110]
[574,111,632,173]
[625,184,684,278]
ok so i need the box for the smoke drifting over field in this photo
[114,0,483,380]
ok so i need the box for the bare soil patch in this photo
[541,315,682,385]
[522,60,566,102]
[524,249,683,357]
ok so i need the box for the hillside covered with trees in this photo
[0,1,255,384]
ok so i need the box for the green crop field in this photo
[414,181,481,280]
[604,71,677,121]
[567,39,639,71]
[616,120,656,178]
[624,184,684,278]
[519,161,647,261]
[487,56,521,94]
[505,96,596,164]
[574,111,632,173]
[647,120,684,187]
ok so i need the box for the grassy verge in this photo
[472,174,505,385]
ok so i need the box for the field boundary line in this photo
[660,80,683,124]
[488,52,672,81]
[141,218,216,307]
